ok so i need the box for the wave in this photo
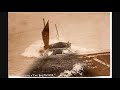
[58,63,86,77]
[21,39,109,58]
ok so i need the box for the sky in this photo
[8,12,110,52]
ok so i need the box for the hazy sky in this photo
[8,12,110,51]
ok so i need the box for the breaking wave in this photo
[58,63,86,77]
[21,39,104,58]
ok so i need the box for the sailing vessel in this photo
[42,20,49,50]
[42,18,72,56]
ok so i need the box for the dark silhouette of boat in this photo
[42,18,72,56]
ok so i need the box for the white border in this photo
[8,12,112,78]
[110,12,112,78]
[9,12,110,13]
[9,76,111,78]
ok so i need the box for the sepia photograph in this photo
[8,12,112,78]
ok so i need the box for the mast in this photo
[55,24,59,40]
[42,19,49,50]
[43,18,45,27]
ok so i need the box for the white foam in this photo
[21,39,102,58]
[21,39,65,58]
[58,63,86,77]
[21,40,44,58]
[70,45,97,55]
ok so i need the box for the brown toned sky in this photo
[8,12,110,51]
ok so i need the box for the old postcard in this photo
[8,12,112,78]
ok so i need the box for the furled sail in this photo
[42,20,49,50]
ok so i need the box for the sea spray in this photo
[58,63,86,77]
[21,39,98,58]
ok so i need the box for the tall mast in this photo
[55,24,59,40]
[43,18,45,27]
